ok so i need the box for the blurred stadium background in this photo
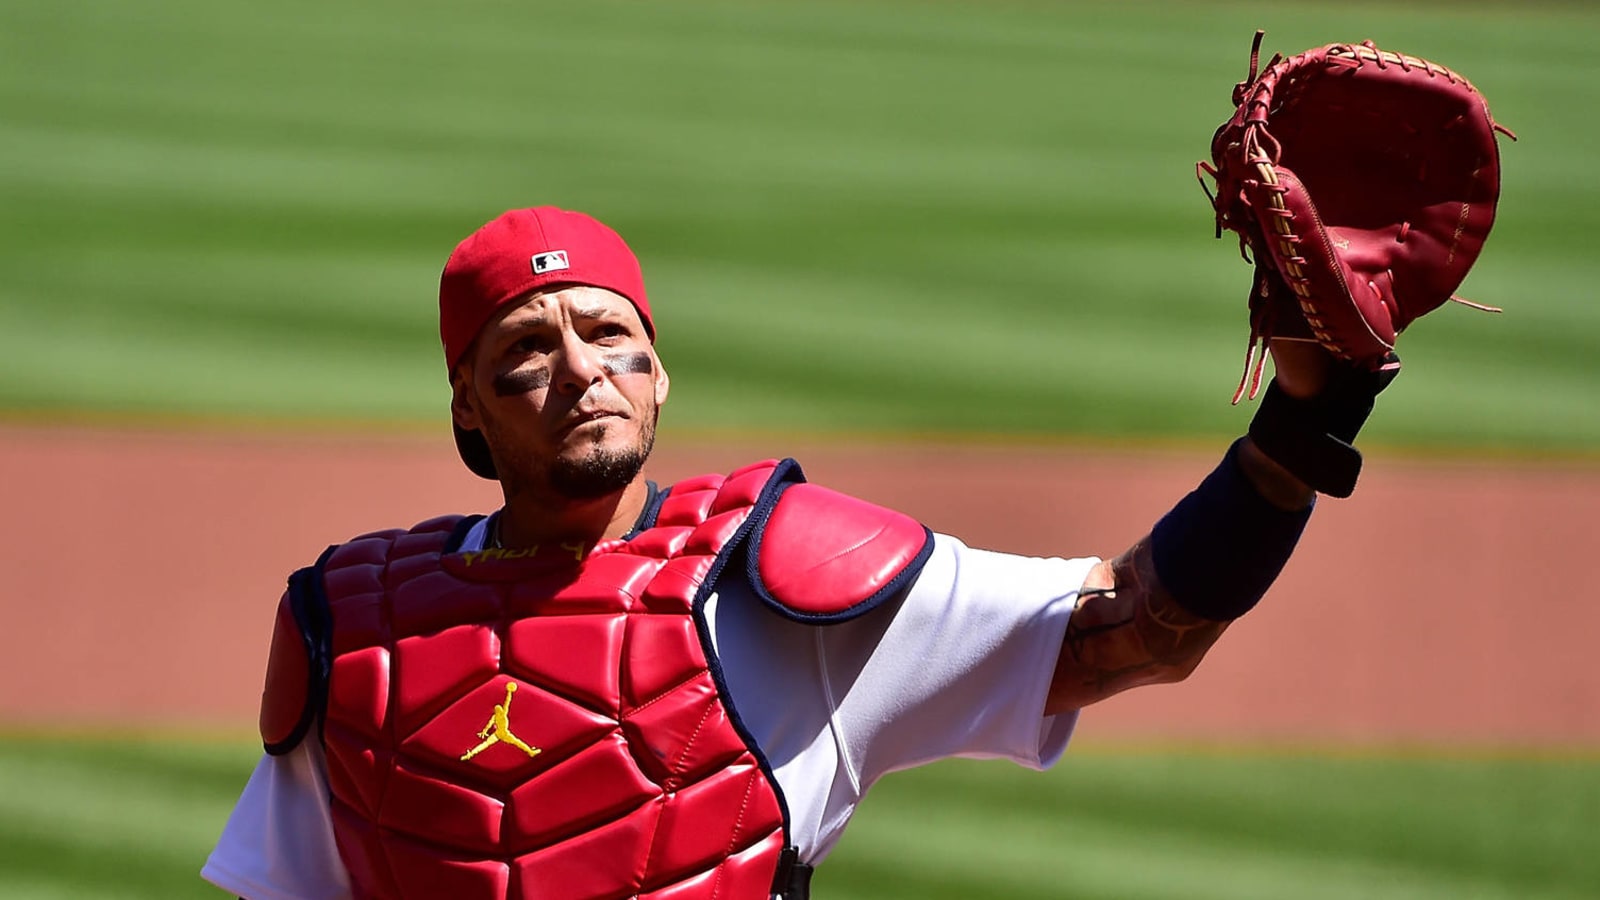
[1,0,1596,897]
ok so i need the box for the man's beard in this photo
[546,427,654,500]
[483,411,657,503]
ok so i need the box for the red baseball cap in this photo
[439,207,653,479]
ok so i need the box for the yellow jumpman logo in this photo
[460,682,542,762]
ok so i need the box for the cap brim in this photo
[453,422,499,480]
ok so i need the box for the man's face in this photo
[451,286,669,501]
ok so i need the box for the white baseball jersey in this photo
[203,523,1095,899]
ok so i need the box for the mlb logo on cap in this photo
[532,250,570,274]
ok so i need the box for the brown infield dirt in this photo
[1,424,1594,748]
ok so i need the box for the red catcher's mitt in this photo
[1201,32,1515,402]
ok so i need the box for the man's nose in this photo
[552,333,606,393]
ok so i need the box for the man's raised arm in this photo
[1045,342,1392,715]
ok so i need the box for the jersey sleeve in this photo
[201,742,351,900]
[704,532,1095,863]
[826,534,1095,784]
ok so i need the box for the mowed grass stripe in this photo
[2,0,1597,451]
[830,822,1542,900]
[818,752,1600,899]
[0,739,260,900]
[0,735,1593,900]
[650,256,1254,437]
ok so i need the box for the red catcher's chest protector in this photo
[258,459,932,900]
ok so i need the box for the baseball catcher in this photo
[1200,31,1513,496]
[204,34,1513,900]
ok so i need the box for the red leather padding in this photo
[259,590,310,750]
[754,483,933,622]
[313,463,800,899]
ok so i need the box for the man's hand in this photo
[1267,338,1332,400]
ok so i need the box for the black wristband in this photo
[1149,439,1313,621]
[1248,354,1400,498]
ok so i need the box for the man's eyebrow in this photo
[501,314,549,334]
[502,303,627,334]
[569,304,626,321]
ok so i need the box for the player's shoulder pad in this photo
[259,548,337,755]
[745,481,934,624]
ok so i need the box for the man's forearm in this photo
[1046,436,1315,715]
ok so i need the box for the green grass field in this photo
[2,0,1597,451]
[3,1,1598,897]
[0,735,1595,900]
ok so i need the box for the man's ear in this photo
[450,365,482,431]
[652,354,671,407]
